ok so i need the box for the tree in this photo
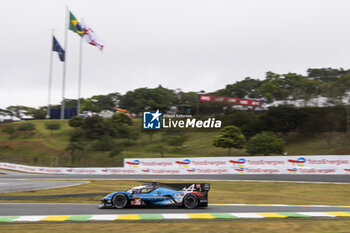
[109,144,124,158]
[17,122,35,136]
[110,112,139,144]
[119,86,178,113]
[93,93,120,111]
[111,112,132,126]
[146,144,168,157]
[246,131,285,155]
[45,122,61,135]
[65,142,85,163]
[117,125,139,145]
[69,116,84,128]
[63,99,78,108]
[65,128,85,164]
[144,129,157,143]
[168,135,187,147]
[212,126,246,155]
[298,106,347,134]
[2,124,16,138]
[81,116,108,140]
[307,68,346,83]
[6,105,35,118]
[161,128,188,147]
[91,135,116,151]
[80,99,100,112]
[30,107,47,119]
[230,111,262,138]
[215,77,262,99]
[260,105,304,134]
[257,72,285,102]
[80,93,120,112]
[175,91,197,108]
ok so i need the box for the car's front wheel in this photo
[112,194,128,209]
[183,193,199,209]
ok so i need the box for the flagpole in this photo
[61,6,69,120]
[47,29,54,119]
[77,19,83,115]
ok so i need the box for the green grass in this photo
[285,132,350,155]
[0,120,349,167]
[2,180,350,206]
[2,220,350,233]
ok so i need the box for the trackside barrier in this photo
[1,155,350,175]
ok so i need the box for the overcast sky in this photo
[1,0,350,108]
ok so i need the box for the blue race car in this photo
[99,182,210,209]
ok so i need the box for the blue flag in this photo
[52,36,65,62]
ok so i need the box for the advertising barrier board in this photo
[1,155,350,175]
[124,156,350,175]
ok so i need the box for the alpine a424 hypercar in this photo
[99,182,210,209]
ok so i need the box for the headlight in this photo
[103,194,110,199]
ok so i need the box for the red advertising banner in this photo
[199,94,263,107]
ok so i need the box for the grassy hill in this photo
[0,119,349,167]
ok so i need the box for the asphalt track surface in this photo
[1,169,350,216]
[1,169,350,183]
[1,168,350,194]
[0,180,87,193]
[2,203,350,216]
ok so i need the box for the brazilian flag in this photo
[69,11,84,37]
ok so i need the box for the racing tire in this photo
[183,193,199,209]
[112,194,128,209]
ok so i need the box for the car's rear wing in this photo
[161,183,210,192]
[143,182,210,192]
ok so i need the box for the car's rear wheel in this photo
[183,193,199,209]
[112,194,128,209]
